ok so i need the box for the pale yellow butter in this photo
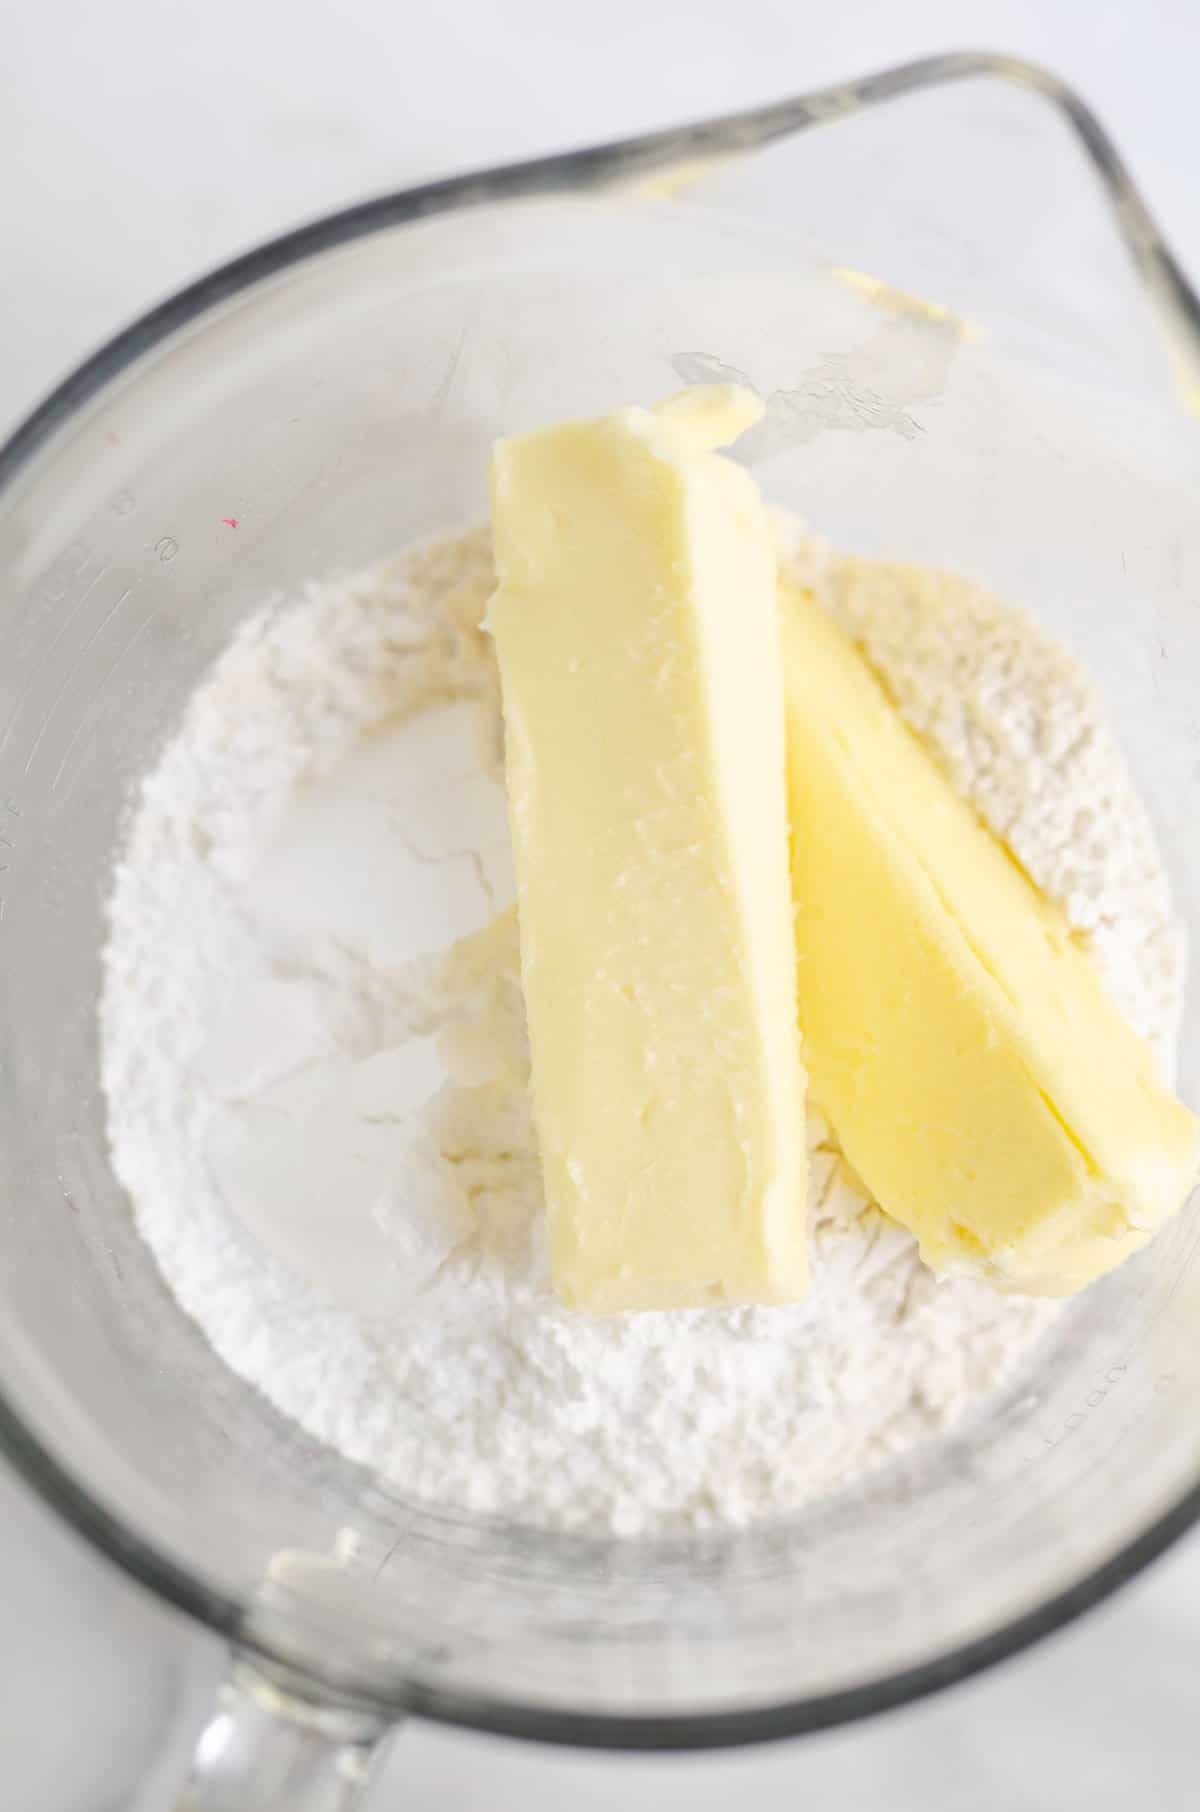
[488,387,808,1312]
[781,580,1198,1295]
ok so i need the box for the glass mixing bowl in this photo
[2,51,1200,1809]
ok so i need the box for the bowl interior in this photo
[1,193,1199,1733]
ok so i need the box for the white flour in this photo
[100,523,1184,1536]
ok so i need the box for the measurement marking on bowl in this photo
[49,611,160,795]
[38,541,90,606]
[0,559,111,756]
[1037,1363,1129,1452]
[22,587,132,777]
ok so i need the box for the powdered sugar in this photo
[99,523,1183,1536]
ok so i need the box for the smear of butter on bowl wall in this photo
[781,579,1198,1296]
[488,386,808,1312]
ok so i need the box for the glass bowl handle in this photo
[171,1655,392,1811]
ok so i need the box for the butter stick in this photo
[781,580,1197,1294]
[488,388,808,1311]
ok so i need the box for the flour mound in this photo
[100,524,1181,1535]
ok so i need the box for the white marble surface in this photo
[4,2,1200,1805]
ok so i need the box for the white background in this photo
[4,2,1200,1806]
